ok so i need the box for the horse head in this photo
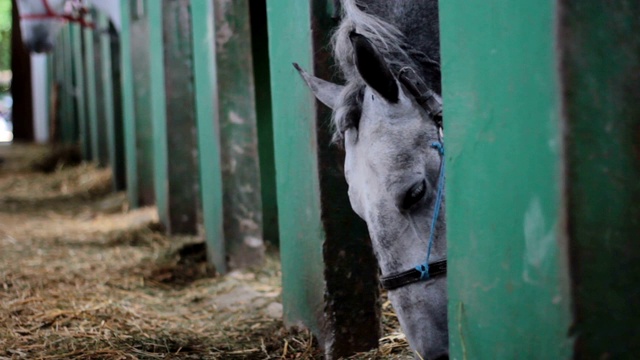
[16,0,70,53]
[296,30,448,359]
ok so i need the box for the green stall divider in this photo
[440,0,573,357]
[190,0,226,273]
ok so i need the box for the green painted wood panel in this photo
[190,0,226,273]
[161,0,200,234]
[107,18,127,191]
[120,0,139,207]
[267,0,324,339]
[98,12,117,176]
[53,34,64,141]
[214,0,264,268]
[70,23,88,157]
[83,21,99,161]
[440,1,573,358]
[267,1,379,358]
[148,0,169,227]
[559,1,640,357]
[60,26,77,144]
[93,25,110,166]
[130,0,155,206]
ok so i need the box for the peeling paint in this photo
[244,236,264,248]
[523,196,555,284]
[229,111,246,125]
[216,22,233,49]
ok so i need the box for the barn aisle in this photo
[0,144,304,359]
[0,144,409,359]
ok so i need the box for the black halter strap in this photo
[380,259,446,290]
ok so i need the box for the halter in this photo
[380,69,446,290]
[380,140,446,290]
[19,0,95,29]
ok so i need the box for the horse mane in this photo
[330,0,440,144]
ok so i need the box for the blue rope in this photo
[415,141,445,280]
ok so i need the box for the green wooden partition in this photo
[158,0,201,234]
[83,18,99,161]
[129,0,155,206]
[190,0,226,272]
[147,0,169,225]
[120,0,139,207]
[98,13,117,173]
[70,23,87,155]
[213,0,265,268]
[267,1,380,358]
[92,19,109,166]
[59,25,77,144]
[441,1,573,358]
[440,0,640,358]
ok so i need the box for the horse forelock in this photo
[330,0,437,145]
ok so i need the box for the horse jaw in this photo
[16,0,68,53]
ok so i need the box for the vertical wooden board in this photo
[71,23,88,157]
[83,23,99,161]
[190,0,226,272]
[214,0,264,268]
[559,1,640,357]
[440,0,573,358]
[267,1,379,358]
[97,12,126,191]
[266,0,324,339]
[161,0,200,234]
[130,0,155,206]
[120,0,139,207]
[60,26,77,144]
[93,27,110,166]
[148,0,169,227]
[52,34,64,141]
[98,13,117,173]
[249,0,279,245]
[108,20,127,191]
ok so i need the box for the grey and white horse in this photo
[15,0,120,53]
[296,0,447,358]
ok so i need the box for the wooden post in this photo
[266,1,380,358]
[190,0,226,272]
[129,0,155,206]
[159,0,201,234]
[214,0,264,268]
[83,17,98,160]
[146,0,169,227]
[120,0,139,207]
[60,26,77,144]
[70,23,87,155]
[108,19,126,191]
[440,0,573,357]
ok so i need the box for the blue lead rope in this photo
[415,141,445,280]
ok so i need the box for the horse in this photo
[295,0,447,358]
[15,0,120,53]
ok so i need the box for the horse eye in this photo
[402,180,427,210]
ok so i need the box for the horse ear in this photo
[293,63,344,110]
[349,32,399,103]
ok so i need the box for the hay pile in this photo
[0,144,411,359]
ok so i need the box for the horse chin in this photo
[386,276,448,360]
